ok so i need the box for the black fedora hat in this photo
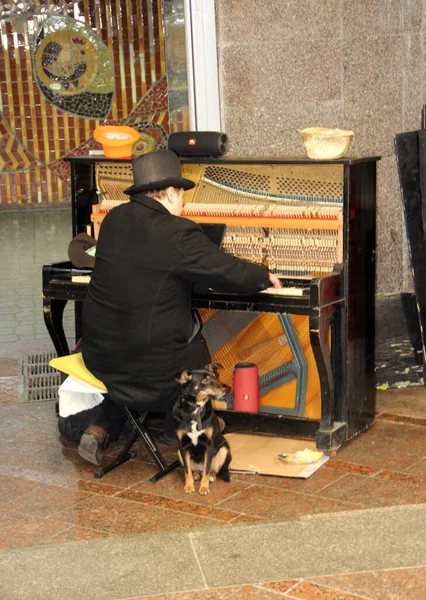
[124,149,195,195]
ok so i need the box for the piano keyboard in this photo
[71,275,91,283]
[259,286,307,296]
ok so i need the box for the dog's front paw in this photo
[184,482,195,493]
[198,483,210,495]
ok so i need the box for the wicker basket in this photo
[297,127,354,160]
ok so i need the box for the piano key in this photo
[259,287,307,296]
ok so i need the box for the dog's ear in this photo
[176,369,192,385]
[204,363,221,374]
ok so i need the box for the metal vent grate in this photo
[22,352,61,402]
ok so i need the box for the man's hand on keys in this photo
[268,273,282,288]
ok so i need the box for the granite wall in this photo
[216,0,426,296]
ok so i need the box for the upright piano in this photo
[43,155,379,451]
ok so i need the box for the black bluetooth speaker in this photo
[167,131,229,158]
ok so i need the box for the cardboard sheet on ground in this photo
[225,432,329,478]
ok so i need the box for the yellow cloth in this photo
[50,352,107,392]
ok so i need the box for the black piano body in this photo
[42,155,379,451]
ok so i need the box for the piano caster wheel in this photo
[326,449,338,458]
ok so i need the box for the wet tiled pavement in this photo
[0,384,425,598]
[0,394,425,550]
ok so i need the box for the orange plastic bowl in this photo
[94,126,140,159]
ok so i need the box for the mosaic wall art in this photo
[0,0,189,207]
[33,15,114,119]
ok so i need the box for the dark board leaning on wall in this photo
[395,130,426,385]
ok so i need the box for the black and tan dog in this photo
[173,364,231,495]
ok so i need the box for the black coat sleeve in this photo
[172,225,270,294]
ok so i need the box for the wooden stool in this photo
[50,353,179,483]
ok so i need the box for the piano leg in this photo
[310,309,346,452]
[42,296,70,357]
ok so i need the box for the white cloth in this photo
[58,375,105,418]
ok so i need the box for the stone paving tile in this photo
[76,479,125,496]
[318,472,426,508]
[0,418,67,446]
[0,465,85,490]
[58,446,159,487]
[132,436,181,465]
[0,358,19,377]
[49,523,116,544]
[374,469,426,487]
[116,487,244,522]
[129,567,426,599]
[9,482,93,519]
[404,458,426,477]
[0,376,21,404]
[0,473,41,507]
[0,509,71,551]
[258,580,299,594]
[0,440,83,478]
[0,439,158,488]
[136,466,253,507]
[133,584,298,599]
[0,401,58,426]
[229,513,265,523]
[376,387,426,420]
[334,420,426,471]
[322,460,380,476]
[311,566,426,600]
[50,495,231,536]
[377,413,426,427]
[217,484,363,519]
[282,580,368,598]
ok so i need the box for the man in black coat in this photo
[78,149,281,464]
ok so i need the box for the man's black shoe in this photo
[78,425,109,466]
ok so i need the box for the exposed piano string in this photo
[187,176,342,208]
[182,201,341,219]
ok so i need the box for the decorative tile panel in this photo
[0,1,189,207]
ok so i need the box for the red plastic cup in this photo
[233,362,260,412]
